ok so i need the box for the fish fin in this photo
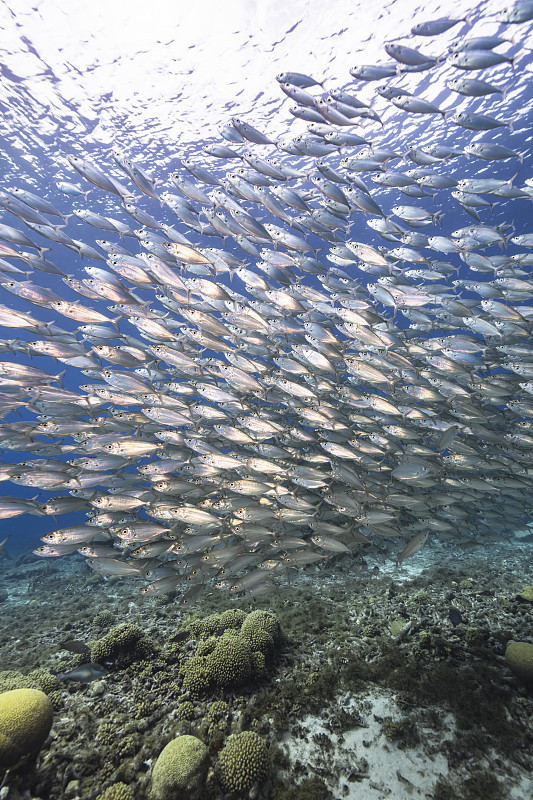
[56,369,67,387]
[0,536,11,558]
[502,80,514,101]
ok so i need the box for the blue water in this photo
[0,0,532,557]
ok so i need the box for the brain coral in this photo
[150,734,209,800]
[505,640,533,683]
[218,731,269,794]
[0,688,53,769]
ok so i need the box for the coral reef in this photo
[0,668,58,695]
[218,731,270,795]
[505,640,533,683]
[180,610,280,695]
[92,610,116,628]
[0,688,53,769]
[150,734,209,800]
[96,783,134,800]
[90,623,155,667]
[1,542,532,799]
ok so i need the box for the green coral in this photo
[252,650,266,670]
[188,618,205,639]
[150,734,209,800]
[134,698,155,719]
[117,734,138,758]
[96,722,116,747]
[181,655,210,695]
[196,638,217,657]
[208,700,229,723]
[96,782,134,800]
[207,700,229,736]
[90,624,154,667]
[201,613,224,635]
[177,701,195,721]
[93,610,116,628]
[505,640,533,683]
[241,610,281,653]
[129,659,156,679]
[205,632,253,687]
[180,611,282,695]
[47,690,63,711]
[220,608,247,628]
[0,669,58,696]
[218,731,269,794]
[28,669,58,694]
[189,608,246,639]
[516,586,533,602]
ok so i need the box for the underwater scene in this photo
[0,0,533,797]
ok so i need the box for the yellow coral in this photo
[218,731,269,794]
[150,735,208,800]
[206,632,253,687]
[505,640,533,683]
[96,782,134,800]
[240,610,281,653]
[0,688,53,769]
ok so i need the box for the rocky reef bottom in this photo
[0,535,532,800]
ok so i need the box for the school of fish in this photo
[0,1,532,602]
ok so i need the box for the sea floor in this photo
[0,535,532,800]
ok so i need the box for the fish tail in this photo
[56,369,67,387]
[502,80,514,100]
